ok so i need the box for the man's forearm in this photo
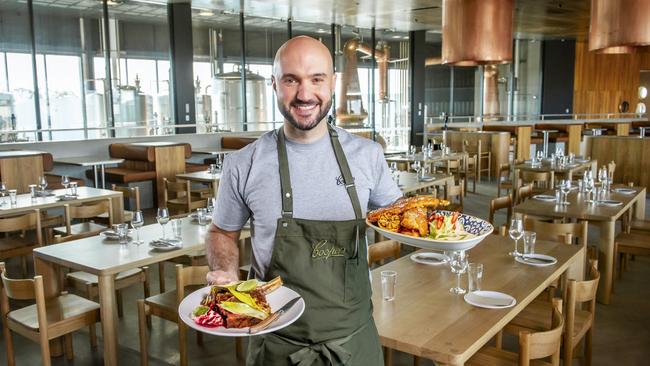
[205,224,240,277]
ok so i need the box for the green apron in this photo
[246,125,383,366]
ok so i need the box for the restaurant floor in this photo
[1,181,649,365]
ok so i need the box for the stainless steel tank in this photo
[113,85,153,137]
[85,91,107,129]
[0,92,16,142]
[211,69,268,132]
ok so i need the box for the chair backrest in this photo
[498,163,511,181]
[111,184,141,211]
[524,218,588,247]
[176,264,210,304]
[0,209,42,245]
[488,195,513,226]
[368,240,400,267]
[519,298,564,366]
[520,170,554,189]
[164,178,191,199]
[65,198,113,233]
[565,262,600,353]
[516,183,534,204]
[446,180,464,206]
[607,160,616,181]
[0,262,36,301]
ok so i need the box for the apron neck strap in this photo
[276,123,364,220]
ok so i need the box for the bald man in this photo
[206,36,401,366]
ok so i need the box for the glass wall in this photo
[512,39,542,117]
[424,33,451,121]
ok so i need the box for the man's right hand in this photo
[206,270,239,285]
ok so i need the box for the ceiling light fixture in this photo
[589,0,650,54]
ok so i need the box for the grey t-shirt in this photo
[212,126,402,279]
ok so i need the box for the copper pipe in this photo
[589,0,650,53]
[442,0,513,66]
[483,65,500,116]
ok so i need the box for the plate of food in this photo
[366,196,493,251]
[179,277,305,337]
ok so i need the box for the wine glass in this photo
[409,145,416,157]
[584,176,595,203]
[536,150,544,163]
[598,167,607,187]
[0,181,5,206]
[206,197,216,214]
[156,207,170,240]
[508,217,524,257]
[61,175,70,195]
[131,210,144,245]
[449,251,468,294]
[560,179,571,205]
[412,161,421,177]
[38,176,48,193]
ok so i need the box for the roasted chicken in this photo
[367,195,450,236]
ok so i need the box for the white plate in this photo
[100,230,133,240]
[149,239,182,251]
[464,291,516,309]
[515,253,558,267]
[410,252,448,266]
[613,188,636,195]
[532,195,556,202]
[367,211,493,252]
[179,285,305,337]
[597,200,623,207]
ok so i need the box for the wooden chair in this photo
[138,264,243,366]
[445,179,465,212]
[504,262,600,366]
[0,262,101,366]
[163,178,207,216]
[0,209,42,277]
[462,153,478,193]
[615,231,650,279]
[519,170,554,194]
[467,298,564,366]
[110,185,141,222]
[368,240,401,268]
[497,163,515,197]
[50,234,151,318]
[516,183,535,204]
[52,198,113,239]
[473,140,492,182]
[488,195,513,232]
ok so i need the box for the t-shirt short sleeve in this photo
[368,143,402,209]
[212,154,251,231]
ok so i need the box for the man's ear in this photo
[271,75,277,93]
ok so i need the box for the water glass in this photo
[412,161,421,176]
[8,189,17,206]
[467,263,483,292]
[380,270,397,301]
[114,223,129,245]
[209,164,218,174]
[508,217,523,257]
[61,175,70,195]
[131,210,144,245]
[69,182,78,196]
[38,176,48,192]
[523,231,537,256]
[206,197,216,214]
[156,207,170,239]
[560,180,571,205]
[28,184,37,199]
[170,218,183,240]
[197,207,208,226]
[408,145,416,157]
[0,181,6,197]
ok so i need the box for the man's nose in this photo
[296,83,316,102]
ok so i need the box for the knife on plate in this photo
[467,293,514,307]
[521,256,555,264]
[249,297,301,334]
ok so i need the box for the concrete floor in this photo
[1,179,649,365]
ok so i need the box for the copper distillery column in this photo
[442,0,514,66]
[483,65,500,116]
[589,0,650,53]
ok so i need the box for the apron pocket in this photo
[344,258,372,304]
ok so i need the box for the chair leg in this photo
[142,267,152,327]
[413,355,421,366]
[179,322,188,366]
[89,323,97,348]
[158,263,166,293]
[39,333,52,366]
[21,256,28,277]
[116,289,124,317]
[383,346,393,366]
[585,328,593,366]
[137,300,149,366]
[3,322,16,366]
[64,334,74,360]
[495,330,503,349]
[563,337,575,366]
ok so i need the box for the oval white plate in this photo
[532,195,556,202]
[410,252,448,266]
[613,188,636,195]
[464,291,516,309]
[179,285,305,337]
[515,253,558,267]
[597,200,623,207]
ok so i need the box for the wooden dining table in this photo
[386,151,468,172]
[176,170,221,198]
[397,171,454,195]
[514,185,646,304]
[33,218,251,366]
[512,158,598,200]
[372,235,584,366]
[0,186,124,222]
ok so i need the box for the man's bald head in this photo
[273,36,334,78]
[271,36,336,132]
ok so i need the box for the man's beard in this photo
[278,98,332,131]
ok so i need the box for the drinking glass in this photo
[598,167,607,188]
[209,164,218,174]
[449,251,468,294]
[412,161,421,176]
[114,223,129,245]
[156,207,170,239]
[8,189,17,206]
[170,218,183,240]
[38,176,48,192]
[536,150,544,163]
[584,177,595,203]
[560,180,571,205]
[69,182,78,196]
[408,145,416,157]
[197,207,209,226]
[61,175,70,195]
[508,217,524,257]
[206,197,216,214]
[389,162,398,182]
[523,231,537,257]
[381,270,397,301]
[131,210,144,245]
[467,263,483,292]
[0,182,6,206]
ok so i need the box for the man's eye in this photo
[284,79,296,85]
[313,78,324,83]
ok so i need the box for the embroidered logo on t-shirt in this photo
[336,175,355,186]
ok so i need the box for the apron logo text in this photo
[311,240,346,260]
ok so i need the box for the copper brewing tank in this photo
[483,65,500,116]
[335,38,390,127]
[442,0,514,66]
[589,0,650,54]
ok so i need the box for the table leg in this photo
[596,220,616,304]
[101,165,106,189]
[633,189,646,220]
[93,165,99,188]
[98,274,118,366]
[513,168,521,202]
